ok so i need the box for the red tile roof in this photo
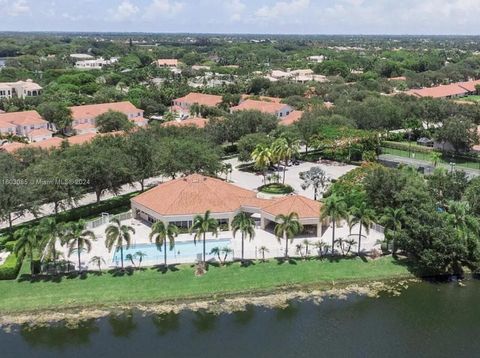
[173,93,223,107]
[0,110,47,126]
[261,195,321,219]
[162,117,208,129]
[231,99,290,115]
[280,110,304,126]
[70,101,142,120]
[405,80,480,99]
[240,94,282,103]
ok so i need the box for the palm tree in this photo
[274,212,303,258]
[89,256,106,272]
[231,212,255,262]
[64,220,96,272]
[380,207,406,255]
[105,218,135,270]
[251,144,271,184]
[135,251,147,268]
[320,195,348,255]
[38,218,65,274]
[272,137,299,184]
[350,202,376,255]
[447,201,479,234]
[149,221,179,268]
[191,211,219,264]
[14,227,40,275]
[258,246,269,262]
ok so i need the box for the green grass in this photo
[258,183,294,194]
[463,95,480,102]
[0,257,412,314]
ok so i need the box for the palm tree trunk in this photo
[283,159,287,184]
[284,232,288,258]
[164,239,167,267]
[392,229,396,257]
[358,222,362,255]
[332,221,336,255]
[314,188,317,201]
[77,242,81,272]
[120,245,124,269]
[203,233,206,264]
[241,232,245,262]
[30,252,34,275]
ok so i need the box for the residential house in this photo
[405,79,480,99]
[280,110,304,126]
[0,80,42,99]
[231,99,293,119]
[155,59,178,68]
[162,117,208,129]
[75,57,119,70]
[171,92,223,118]
[308,55,326,63]
[70,101,147,134]
[0,110,52,140]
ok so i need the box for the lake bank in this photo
[0,257,414,326]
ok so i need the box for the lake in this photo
[2,278,479,357]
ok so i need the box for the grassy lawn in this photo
[0,257,412,314]
[463,95,480,102]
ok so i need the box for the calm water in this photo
[2,279,480,358]
[112,239,232,265]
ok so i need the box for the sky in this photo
[0,0,479,35]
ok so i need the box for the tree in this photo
[105,218,135,270]
[435,116,479,153]
[320,195,348,255]
[149,221,179,268]
[38,217,65,273]
[231,212,256,263]
[37,102,72,134]
[258,246,269,262]
[464,177,480,216]
[272,136,299,184]
[300,167,330,200]
[251,144,271,184]
[89,256,106,272]
[350,202,375,255]
[274,212,303,258]
[191,211,219,265]
[209,246,232,266]
[96,110,134,133]
[430,151,441,167]
[14,227,40,275]
[237,133,272,162]
[380,207,406,255]
[64,220,96,272]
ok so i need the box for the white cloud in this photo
[7,0,31,16]
[143,0,184,20]
[111,0,140,22]
[255,0,310,20]
[225,0,246,22]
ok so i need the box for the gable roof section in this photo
[231,99,290,115]
[173,93,223,107]
[0,110,47,126]
[280,110,304,126]
[70,101,141,120]
[261,195,321,219]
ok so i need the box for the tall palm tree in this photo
[105,218,135,270]
[64,220,96,272]
[272,137,300,184]
[350,202,376,255]
[251,144,272,184]
[274,212,303,258]
[380,207,406,255]
[149,221,179,268]
[320,195,348,255]
[231,212,255,262]
[38,217,65,273]
[191,211,219,264]
[14,227,40,275]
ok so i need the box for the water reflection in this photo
[233,305,255,326]
[192,311,217,333]
[276,301,299,321]
[20,320,99,348]
[109,312,137,337]
[152,312,180,336]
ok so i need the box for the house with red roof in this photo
[0,110,53,140]
[405,79,480,99]
[231,99,293,119]
[171,93,223,118]
[280,110,304,126]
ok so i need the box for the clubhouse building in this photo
[131,174,324,237]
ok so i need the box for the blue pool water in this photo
[112,239,232,265]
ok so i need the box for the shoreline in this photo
[0,277,418,329]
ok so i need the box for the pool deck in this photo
[56,218,384,270]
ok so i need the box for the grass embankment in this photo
[0,256,411,314]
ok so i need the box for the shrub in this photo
[258,183,294,194]
[0,253,21,280]
[382,140,434,154]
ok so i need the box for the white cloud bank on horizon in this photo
[1,0,480,34]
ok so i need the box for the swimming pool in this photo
[111,239,232,266]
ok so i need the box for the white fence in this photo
[86,211,133,229]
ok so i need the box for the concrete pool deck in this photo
[56,217,384,271]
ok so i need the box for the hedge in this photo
[0,253,21,280]
[258,183,294,194]
[382,141,434,154]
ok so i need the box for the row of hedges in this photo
[382,141,434,154]
[0,191,139,237]
[0,253,22,280]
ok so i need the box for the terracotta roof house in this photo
[0,80,42,99]
[172,93,223,113]
[280,110,304,126]
[131,174,323,236]
[0,110,51,138]
[162,117,208,129]
[155,59,178,68]
[231,99,293,119]
[405,80,480,99]
[27,128,54,142]
[69,101,146,134]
